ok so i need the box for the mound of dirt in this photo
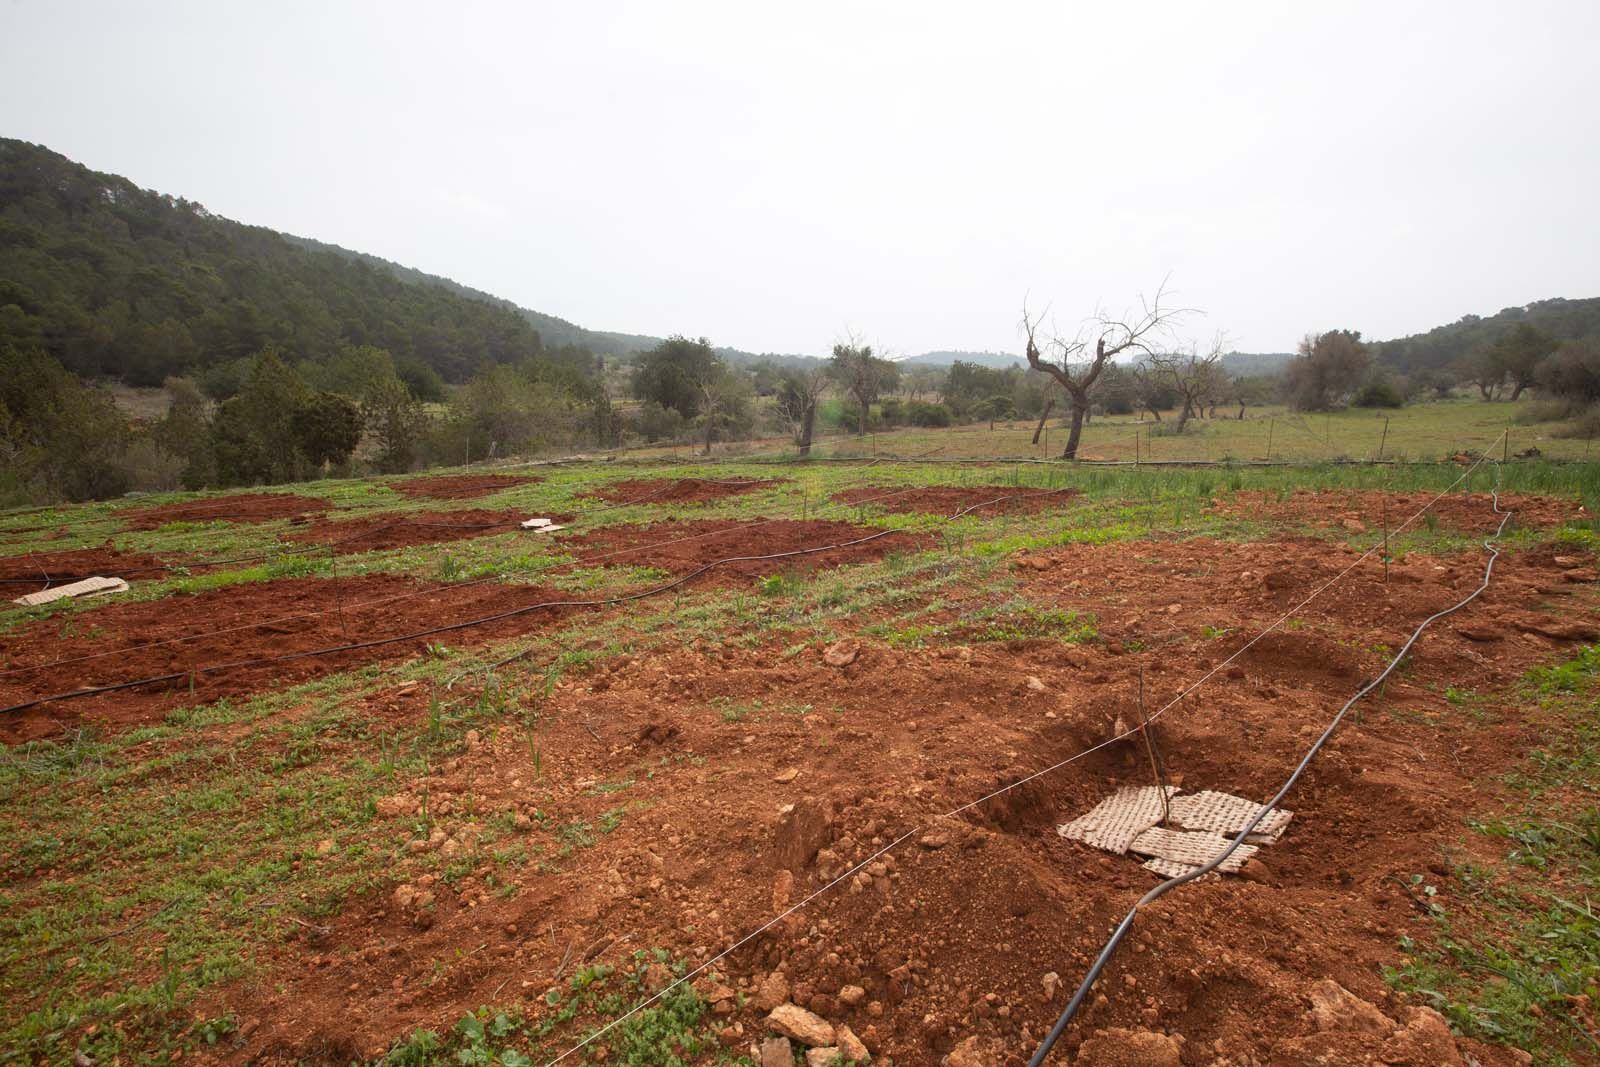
[1209,489,1580,533]
[832,485,1082,515]
[0,575,579,742]
[581,477,787,505]
[285,509,548,554]
[213,533,1577,1065]
[119,492,331,529]
[390,474,541,500]
[0,545,175,595]
[566,519,924,578]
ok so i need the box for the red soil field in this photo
[832,484,1083,515]
[1208,489,1583,534]
[214,534,1593,1066]
[581,476,787,504]
[0,544,175,594]
[390,474,541,500]
[285,509,546,554]
[0,575,582,742]
[119,492,332,529]
[564,518,925,577]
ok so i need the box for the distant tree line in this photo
[1371,297,1600,374]
[0,338,620,505]
[1282,323,1600,428]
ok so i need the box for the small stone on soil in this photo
[766,1002,835,1046]
[757,1036,793,1067]
[823,641,860,667]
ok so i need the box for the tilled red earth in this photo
[0,544,176,593]
[118,493,332,529]
[1208,489,1583,534]
[286,509,545,554]
[833,484,1083,515]
[390,474,541,500]
[213,533,1596,1067]
[561,518,926,577]
[581,476,787,504]
[0,576,582,743]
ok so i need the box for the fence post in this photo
[1377,417,1390,462]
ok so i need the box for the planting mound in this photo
[832,484,1082,515]
[390,473,540,500]
[0,545,175,595]
[119,492,331,529]
[216,535,1587,1066]
[0,576,579,742]
[566,518,923,578]
[581,476,786,505]
[1209,489,1581,534]
[285,508,548,554]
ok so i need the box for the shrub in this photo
[1353,375,1405,408]
[906,400,952,427]
[1537,340,1600,413]
[0,343,131,503]
[628,400,686,443]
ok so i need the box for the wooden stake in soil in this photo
[1265,418,1274,462]
[1377,416,1390,462]
[1136,670,1171,826]
[1382,493,1390,585]
[326,545,351,642]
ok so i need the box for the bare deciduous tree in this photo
[1140,339,1225,432]
[775,365,831,457]
[1023,285,1194,458]
[1030,397,1055,444]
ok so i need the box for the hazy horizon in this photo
[3,1,1597,358]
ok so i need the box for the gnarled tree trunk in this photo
[1031,398,1055,444]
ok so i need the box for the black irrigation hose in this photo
[1027,488,1516,1066]
[0,487,1068,716]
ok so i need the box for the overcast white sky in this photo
[2,1,1597,357]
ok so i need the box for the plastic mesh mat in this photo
[1057,785,1177,854]
[1061,785,1291,878]
[1168,789,1293,842]
[1130,826,1257,872]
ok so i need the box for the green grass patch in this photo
[1386,643,1600,1065]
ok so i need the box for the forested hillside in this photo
[284,234,662,358]
[0,139,549,386]
[287,234,814,368]
[1374,297,1600,372]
